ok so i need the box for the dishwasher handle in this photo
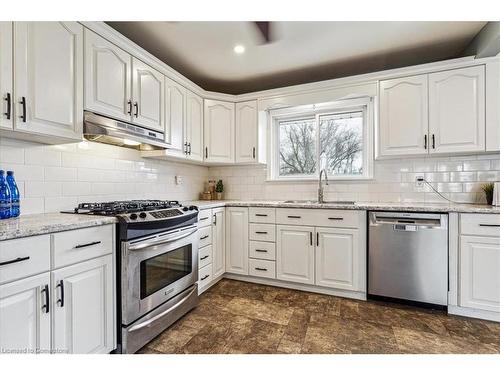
[369,212,447,230]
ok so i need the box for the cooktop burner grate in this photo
[72,200,181,215]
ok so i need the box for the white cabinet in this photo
[0,273,51,353]
[52,255,114,354]
[204,99,235,163]
[164,77,186,156]
[212,207,226,278]
[84,29,131,122]
[315,227,360,290]
[0,22,12,130]
[225,207,249,275]
[185,91,204,162]
[235,100,258,163]
[460,235,500,313]
[276,225,315,285]
[378,74,428,157]
[14,22,83,140]
[429,66,485,154]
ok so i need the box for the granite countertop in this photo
[0,213,117,241]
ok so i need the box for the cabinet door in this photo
[0,273,51,353]
[225,207,249,275]
[235,100,258,163]
[204,99,235,163]
[460,236,500,313]
[186,91,204,162]
[14,22,83,140]
[0,22,12,130]
[378,75,428,157]
[52,255,114,354]
[212,208,226,278]
[84,29,131,122]
[276,225,315,285]
[429,66,485,154]
[315,227,359,291]
[165,77,186,156]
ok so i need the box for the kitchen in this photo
[1,3,500,371]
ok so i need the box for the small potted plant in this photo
[215,180,224,200]
[482,182,494,205]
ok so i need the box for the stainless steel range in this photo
[67,200,199,353]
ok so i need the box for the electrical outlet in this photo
[415,174,424,187]
[175,176,183,185]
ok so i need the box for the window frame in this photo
[268,97,374,182]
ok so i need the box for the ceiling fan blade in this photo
[254,21,273,43]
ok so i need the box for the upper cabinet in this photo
[0,22,12,131]
[235,100,258,163]
[164,77,186,156]
[84,29,131,122]
[378,75,429,157]
[378,65,487,158]
[14,22,83,140]
[204,99,235,163]
[428,66,485,154]
[185,91,204,162]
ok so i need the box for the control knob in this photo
[139,212,147,219]
[129,213,138,220]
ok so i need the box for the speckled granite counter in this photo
[187,200,500,214]
[0,213,117,241]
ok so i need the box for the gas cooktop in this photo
[70,200,182,216]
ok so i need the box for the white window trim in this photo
[267,97,374,182]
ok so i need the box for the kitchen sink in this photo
[282,200,355,205]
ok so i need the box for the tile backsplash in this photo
[0,137,209,215]
[209,155,500,204]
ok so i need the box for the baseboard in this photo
[223,273,367,301]
[448,305,500,323]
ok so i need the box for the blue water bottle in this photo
[0,170,11,219]
[6,171,20,217]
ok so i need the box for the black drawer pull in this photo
[200,255,209,260]
[199,217,208,221]
[479,224,500,227]
[19,96,26,122]
[200,235,209,240]
[74,241,101,249]
[255,214,268,217]
[255,249,268,253]
[255,231,268,234]
[57,280,64,307]
[4,92,11,119]
[0,256,30,267]
[328,217,344,221]
[201,275,210,281]
[288,215,301,219]
[255,267,268,271]
[42,284,49,314]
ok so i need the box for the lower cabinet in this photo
[0,273,51,353]
[276,225,315,285]
[212,207,226,278]
[225,207,249,275]
[51,255,114,354]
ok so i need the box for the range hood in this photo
[83,111,168,151]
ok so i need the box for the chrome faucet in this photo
[318,169,329,203]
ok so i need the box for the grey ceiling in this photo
[106,21,487,94]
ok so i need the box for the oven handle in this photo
[128,284,197,332]
[128,227,198,251]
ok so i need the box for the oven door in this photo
[121,224,198,325]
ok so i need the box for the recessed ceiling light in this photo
[233,44,245,54]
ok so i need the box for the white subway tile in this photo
[477,171,500,181]
[20,198,44,215]
[24,181,62,198]
[0,146,24,164]
[44,197,77,213]
[25,147,61,166]
[450,172,476,182]
[62,182,92,196]
[2,164,44,181]
[44,166,77,182]
[463,160,491,171]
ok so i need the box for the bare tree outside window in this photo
[279,118,317,176]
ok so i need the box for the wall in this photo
[209,154,500,204]
[0,137,209,215]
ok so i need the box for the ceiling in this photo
[106,21,487,94]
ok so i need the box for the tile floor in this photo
[138,279,500,354]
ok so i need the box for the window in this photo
[270,98,373,181]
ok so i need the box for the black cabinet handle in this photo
[74,241,101,249]
[479,224,500,227]
[424,134,427,150]
[288,215,301,219]
[432,134,435,149]
[213,214,217,226]
[200,255,209,260]
[316,232,319,246]
[309,232,313,246]
[255,249,268,253]
[184,142,188,155]
[328,217,344,221]
[252,147,256,159]
[19,96,26,122]
[4,92,11,119]
[255,267,268,271]
[127,100,132,115]
[0,256,30,267]
[255,214,268,217]
[42,284,49,314]
[188,143,191,155]
[255,231,268,234]
[201,275,209,281]
[205,147,208,159]
[199,217,208,221]
[200,235,209,240]
[57,280,64,307]
[134,102,138,117]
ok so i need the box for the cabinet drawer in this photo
[249,223,276,242]
[52,225,113,268]
[199,245,212,269]
[461,214,500,237]
[249,259,276,279]
[249,241,276,261]
[198,226,212,248]
[0,235,51,284]
[198,209,212,228]
[198,263,213,290]
[249,207,276,224]
[276,208,360,228]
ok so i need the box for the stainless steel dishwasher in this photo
[368,211,448,307]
